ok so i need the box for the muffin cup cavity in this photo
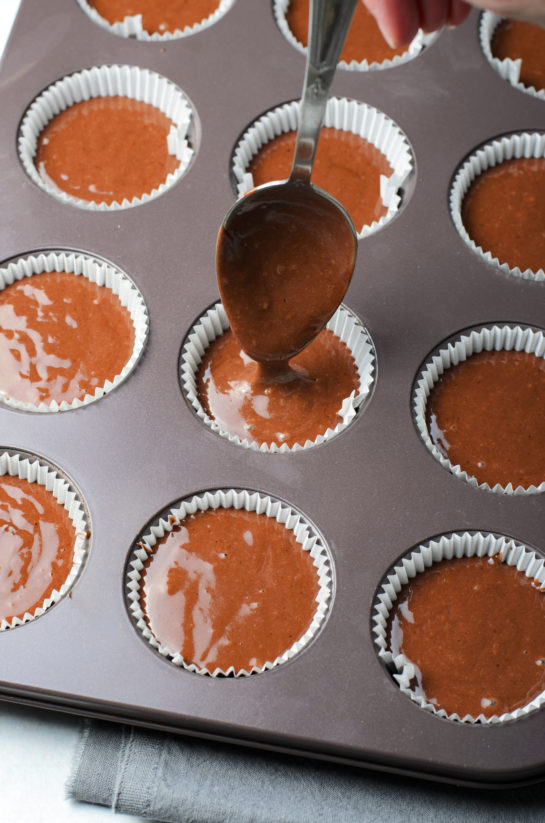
[76,0,235,41]
[273,0,433,71]
[450,131,545,280]
[0,450,89,631]
[231,98,413,239]
[480,12,545,102]
[180,301,375,452]
[413,323,545,494]
[126,488,333,676]
[18,64,195,210]
[372,531,545,724]
[0,251,149,412]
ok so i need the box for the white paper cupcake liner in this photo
[273,0,434,71]
[231,97,413,239]
[0,251,149,413]
[479,12,545,103]
[0,450,90,631]
[372,531,545,724]
[180,301,375,453]
[413,323,545,494]
[450,131,545,280]
[126,488,333,676]
[18,64,194,210]
[76,0,235,41]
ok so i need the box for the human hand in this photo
[363,0,545,49]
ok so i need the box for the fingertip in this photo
[449,0,472,27]
[379,23,401,49]
[364,0,420,49]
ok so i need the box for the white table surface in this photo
[0,3,143,820]
[0,702,145,821]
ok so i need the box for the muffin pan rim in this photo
[2,0,545,787]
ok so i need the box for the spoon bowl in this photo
[217,178,357,363]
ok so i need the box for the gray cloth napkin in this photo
[67,720,545,823]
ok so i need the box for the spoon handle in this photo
[290,0,358,184]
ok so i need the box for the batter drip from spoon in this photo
[210,0,359,446]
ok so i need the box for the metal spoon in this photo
[216,0,359,366]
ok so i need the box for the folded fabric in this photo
[67,720,545,823]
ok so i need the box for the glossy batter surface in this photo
[492,19,545,92]
[197,328,358,446]
[248,128,392,232]
[35,97,179,205]
[0,271,135,406]
[286,0,407,63]
[141,508,320,671]
[426,349,545,488]
[89,0,221,33]
[0,476,76,623]
[461,157,545,273]
[387,555,545,718]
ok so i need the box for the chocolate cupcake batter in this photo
[461,157,545,273]
[387,554,545,718]
[286,0,407,64]
[141,508,320,671]
[248,128,393,232]
[0,271,135,406]
[426,349,545,488]
[35,97,179,205]
[197,327,358,447]
[0,475,76,623]
[89,0,222,34]
[492,19,545,92]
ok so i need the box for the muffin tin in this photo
[2,0,545,789]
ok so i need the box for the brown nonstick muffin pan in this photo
[2,0,545,789]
